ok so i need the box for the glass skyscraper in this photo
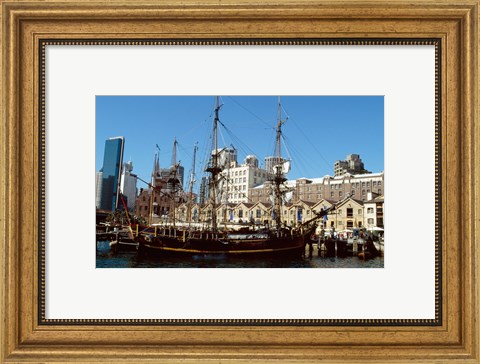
[99,136,124,211]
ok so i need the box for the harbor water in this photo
[96,241,384,268]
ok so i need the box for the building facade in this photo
[173,196,382,232]
[249,172,384,204]
[95,171,103,209]
[363,194,384,229]
[220,155,272,204]
[98,136,124,211]
[135,153,187,222]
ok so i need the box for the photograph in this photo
[95,95,385,268]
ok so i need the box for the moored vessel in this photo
[135,97,334,258]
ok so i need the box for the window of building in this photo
[362,182,366,187]
[238,210,243,218]
[367,181,370,187]
[367,218,374,224]
[362,190,366,196]
[338,209,342,215]
[358,209,362,215]
[346,208,353,218]
[373,181,377,187]
[339,191,342,197]
[330,191,334,197]
[243,177,246,183]
[256,209,261,218]
[378,189,382,195]
[378,181,382,186]
[367,207,374,213]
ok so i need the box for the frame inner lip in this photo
[38,38,441,326]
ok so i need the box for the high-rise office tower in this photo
[99,136,125,211]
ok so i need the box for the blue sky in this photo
[96,96,384,191]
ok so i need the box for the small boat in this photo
[357,237,379,260]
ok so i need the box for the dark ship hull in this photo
[136,227,313,258]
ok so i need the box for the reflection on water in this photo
[96,241,384,268]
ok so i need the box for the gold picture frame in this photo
[1,0,478,362]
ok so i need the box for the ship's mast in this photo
[187,143,197,223]
[206,97,222,232]
[274,97,287,233]
[149,150,160,226]
[170,137,179,229]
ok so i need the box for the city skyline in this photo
[96,96,384,193]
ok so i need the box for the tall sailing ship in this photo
[135,97,333,257]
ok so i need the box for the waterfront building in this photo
[234,202,255,223]
[170,193,382,232]
[135,187,177,222]
[250,201,272,225]
[98,136,124,211]
[199,202,214,223]
[119,161,137,210]
[334,154,371,177]
[363,194,384,229]
[331,197,365,230]
[215,203,237,224]
[95,171,103,209]
[249,172,384,204]
[175,202,200,223]
[311,199,335,229]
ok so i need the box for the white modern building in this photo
[119,161,137,210]
[220,155,272,204]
